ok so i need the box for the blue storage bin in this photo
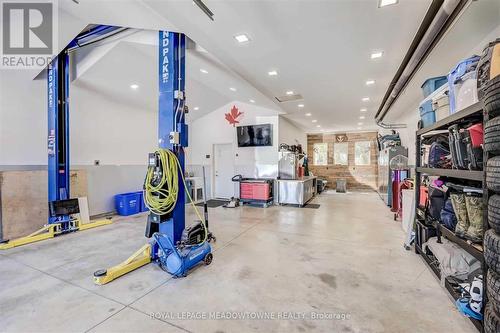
[135,191,148,212]
[419,100,436,128]
[115,192,141,216]
[421,76,448,98]
[447,55,480,113]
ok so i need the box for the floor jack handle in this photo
[201,166,215,242]
[202,166,209,228]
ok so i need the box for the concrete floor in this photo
[0,192,476,333]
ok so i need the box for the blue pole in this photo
[47,52,70,226]
[157,31,186,243]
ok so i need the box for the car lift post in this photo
[93,31,186,285]
[0,27,121,250]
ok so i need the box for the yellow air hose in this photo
[144,149,208,244]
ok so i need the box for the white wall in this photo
[0,71,158,215]
[278,116,308,153]
[0,71,47,166]
[70,85,157,165]
[187,101,279,198]
[69,85,157,214]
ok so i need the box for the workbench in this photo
[276,176,317,206]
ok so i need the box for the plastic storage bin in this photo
[453,71,478,112]
[433,93,450,122]
[431,84,450,122]
[419,100,435,128]
[115,192,141,216]
[135,191,148,212]
[336,179,347,193]
[421,76,447,98]
[447,55,480,113]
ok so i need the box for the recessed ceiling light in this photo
[358,122,363,126]
[371,51,384,59]
[362,97,370,102]
[234,34,250,43]
[268,70,278,76]
[249,99,255,103]
[360,108,367,112]
[286,90,294,95]
[316,125,321,128]
[312,119,318,123]
[200,69,208,74]
[378,0,399,8]
[357,127,362,130]
[298,104,304,108]
[366,80,375,86]
[359,116,365,120]
[320,129,325,132]
[130,84,139,90]
[229,87,237,91]
[193,107,199,111]
[305,113,312,117]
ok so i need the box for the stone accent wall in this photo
[307,132,379,191]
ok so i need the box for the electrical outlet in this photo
[169,132,180,144]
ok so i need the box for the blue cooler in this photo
[421,76,447,98]
[447,55,480,113]
[419,100,435,128]
[115,192,141,216]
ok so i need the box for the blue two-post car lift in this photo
[1,25,210,281]
[1,27,188,254]
[93,30,214,284]
[0,27,124,250]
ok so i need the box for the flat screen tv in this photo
[237,124,273,147]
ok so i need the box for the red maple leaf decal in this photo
[225,105,243,126]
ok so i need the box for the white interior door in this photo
[214,143,235,199]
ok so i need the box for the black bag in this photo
[428,186,446,220]
[440,198,457,231]
[428,142,450,168]
[449,124,468,170]
[463,130,483,171]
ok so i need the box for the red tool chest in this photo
[240,182,271,200]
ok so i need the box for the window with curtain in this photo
[355,141,371,165]
[313,143,328,165]
[333,143,348,165]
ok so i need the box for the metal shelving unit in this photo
[416,167,484,181]
[414,101,486,332]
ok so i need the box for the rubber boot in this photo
[451,193,469,238]
[465,195,484,243]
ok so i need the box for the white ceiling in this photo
[70,30,280,120]
[56,0,498,133]
[140,0,433,132]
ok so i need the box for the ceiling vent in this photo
[275,94,304,103]
[193,0,215,21]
